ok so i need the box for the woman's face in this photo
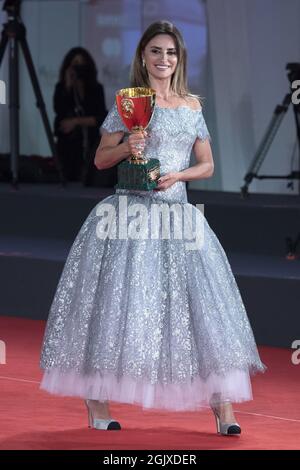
[142,34,178,82]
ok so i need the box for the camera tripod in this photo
[241,92,300,197]
[0,0,64,187]
[241,71,300,259]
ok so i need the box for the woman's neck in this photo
[149,77,175,100]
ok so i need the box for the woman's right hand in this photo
[127,131,147,157]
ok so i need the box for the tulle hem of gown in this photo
[40,367,253,411]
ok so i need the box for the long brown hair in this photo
[59,47,98,89]
[130,20,196,99]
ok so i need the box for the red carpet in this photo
[0,316,299,450]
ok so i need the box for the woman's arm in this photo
[177,138,214,182]
[94,131,130,170]
[177,97,214,181]
[94,130,147,170]
[155,138,214,191]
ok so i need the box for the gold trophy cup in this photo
[115,87,160,191]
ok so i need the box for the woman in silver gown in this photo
[40,21,266,435]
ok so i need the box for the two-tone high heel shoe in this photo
[210,396,241,436]
[85,399,121,430]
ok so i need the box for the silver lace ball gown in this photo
[40,103,266,411]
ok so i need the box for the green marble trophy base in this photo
[115,158,160,191]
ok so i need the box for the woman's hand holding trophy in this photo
[127,130,147,160]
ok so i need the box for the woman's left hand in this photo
[60,118,78,134]
[154,172,181,191]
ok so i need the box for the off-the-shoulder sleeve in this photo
[100,102,128,134]
[196,109,211,142]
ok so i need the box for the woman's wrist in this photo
[122,140,131,158]
[176,171,183,182]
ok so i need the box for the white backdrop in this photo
[1,0,300,193]
[206,0,300,194]
[0,1,208,152]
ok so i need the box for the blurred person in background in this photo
[54,47,107,183]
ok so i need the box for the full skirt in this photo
[40,190,266,411]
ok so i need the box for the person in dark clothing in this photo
[54,47,107,182]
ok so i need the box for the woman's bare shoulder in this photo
[185,95,202,111]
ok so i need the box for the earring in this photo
[142,58,145,68]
